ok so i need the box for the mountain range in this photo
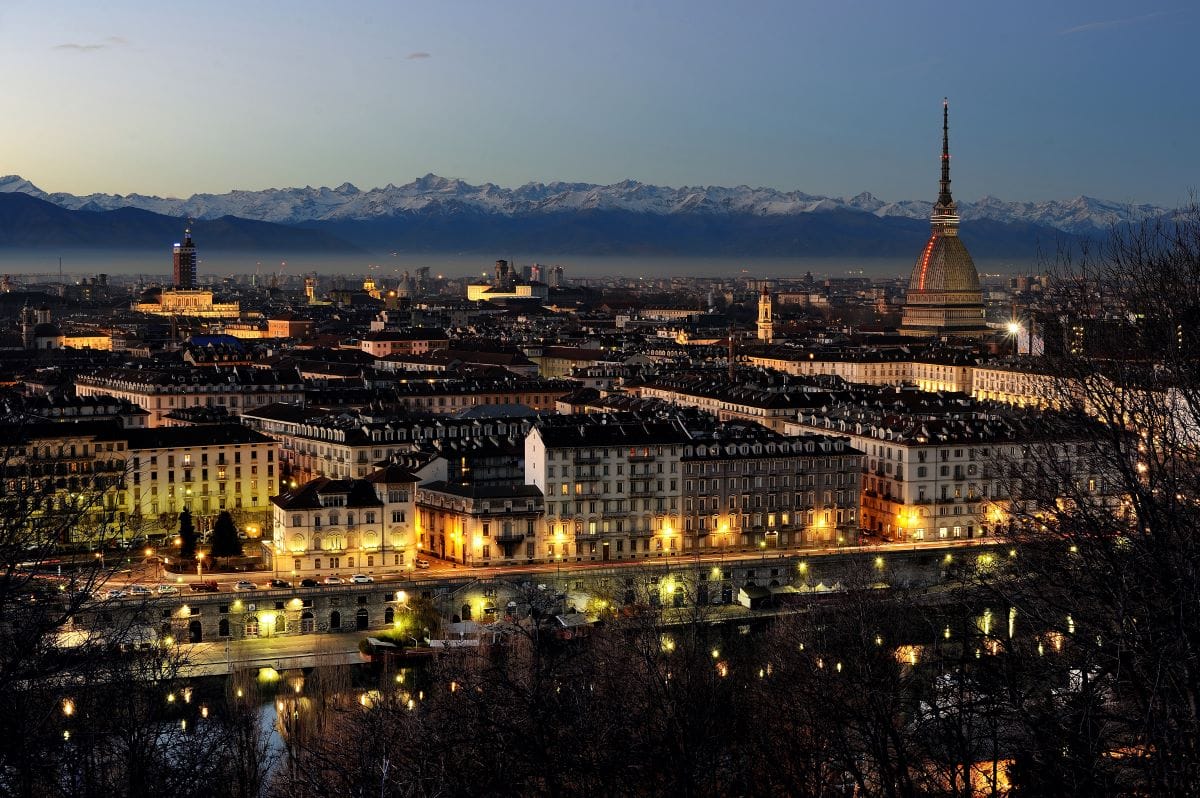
[0,192,359,252]
[0,174,1173,258]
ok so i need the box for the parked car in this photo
[323,575,344,585]
[105,589,126,599]
[189,580,219,593]
[157,584,179,595]
[268,579,292,589]
[128,584,152,596]
[415,558,431,569]
[300,578,319,587]
[233,580,257,591]
[350,574,374,584]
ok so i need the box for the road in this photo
[100,537,994,598]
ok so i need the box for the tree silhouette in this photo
[211,511,243,558]
[178,508,197,560]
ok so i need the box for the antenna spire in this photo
[933,98,958,225]
[938,99,953,206]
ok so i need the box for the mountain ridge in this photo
[0,173,1169,235]
[0,192,362,252]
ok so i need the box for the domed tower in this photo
[900,100,987,338]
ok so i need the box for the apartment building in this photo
[75,366,304,427]
[680,424,863,550]
[241,404,532,483]
[416,482,544,566]
[266,464,419,576]
[124,424,278,538]
[525,415,692,562]
[0,420,129,546]
[786,397,1115,543]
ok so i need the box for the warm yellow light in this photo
[710,648,720,659]
[798,561,807,573]
[396,590,407,603]
[874,556,884,569]
[62,699,74,716]
[1005,320,1022,336]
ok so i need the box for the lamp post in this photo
[1005,320,1023,356]
[196,552,205,579]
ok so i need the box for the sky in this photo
[0,0,1194,207]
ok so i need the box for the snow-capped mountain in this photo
[0,173,1168,234]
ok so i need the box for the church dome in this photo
[907,232,980,295]
[32,322,61,338]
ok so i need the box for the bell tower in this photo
[756,286,775,343]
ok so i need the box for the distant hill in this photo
[0,192,361,252]
[296,207,1076,259]
[0,174,1151,258]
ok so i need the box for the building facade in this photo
[266,465,418,577]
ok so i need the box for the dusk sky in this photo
[0,0,1194,207]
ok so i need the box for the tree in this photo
[980,208,1200,794]
[210,511,242,558]
[178,508,197,560]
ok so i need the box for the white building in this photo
[266,465,419,577]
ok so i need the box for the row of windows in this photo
[135,449,272,468]
[290,511,378,527]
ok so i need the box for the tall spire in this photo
[933,98,958,223]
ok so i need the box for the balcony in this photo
[495,529,526,543]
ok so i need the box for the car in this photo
[300,578,319,588]
[233,580,257,591]
[128,584,152,596]
[105,589,126,599]
[350,574,373,584]
[189,580,219,593]
[415,558,431,569]
[323,575,344,585]
[268,579,292,589]
[156,584,179,595]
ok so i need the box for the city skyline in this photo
[0,0,1194,207]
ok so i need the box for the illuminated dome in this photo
[900,100,988,339]
[908,233,980,294]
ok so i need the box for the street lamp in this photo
[1005,320,1023,355]
[196,552,205,578]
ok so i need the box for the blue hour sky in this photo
[0,0,1194,206]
